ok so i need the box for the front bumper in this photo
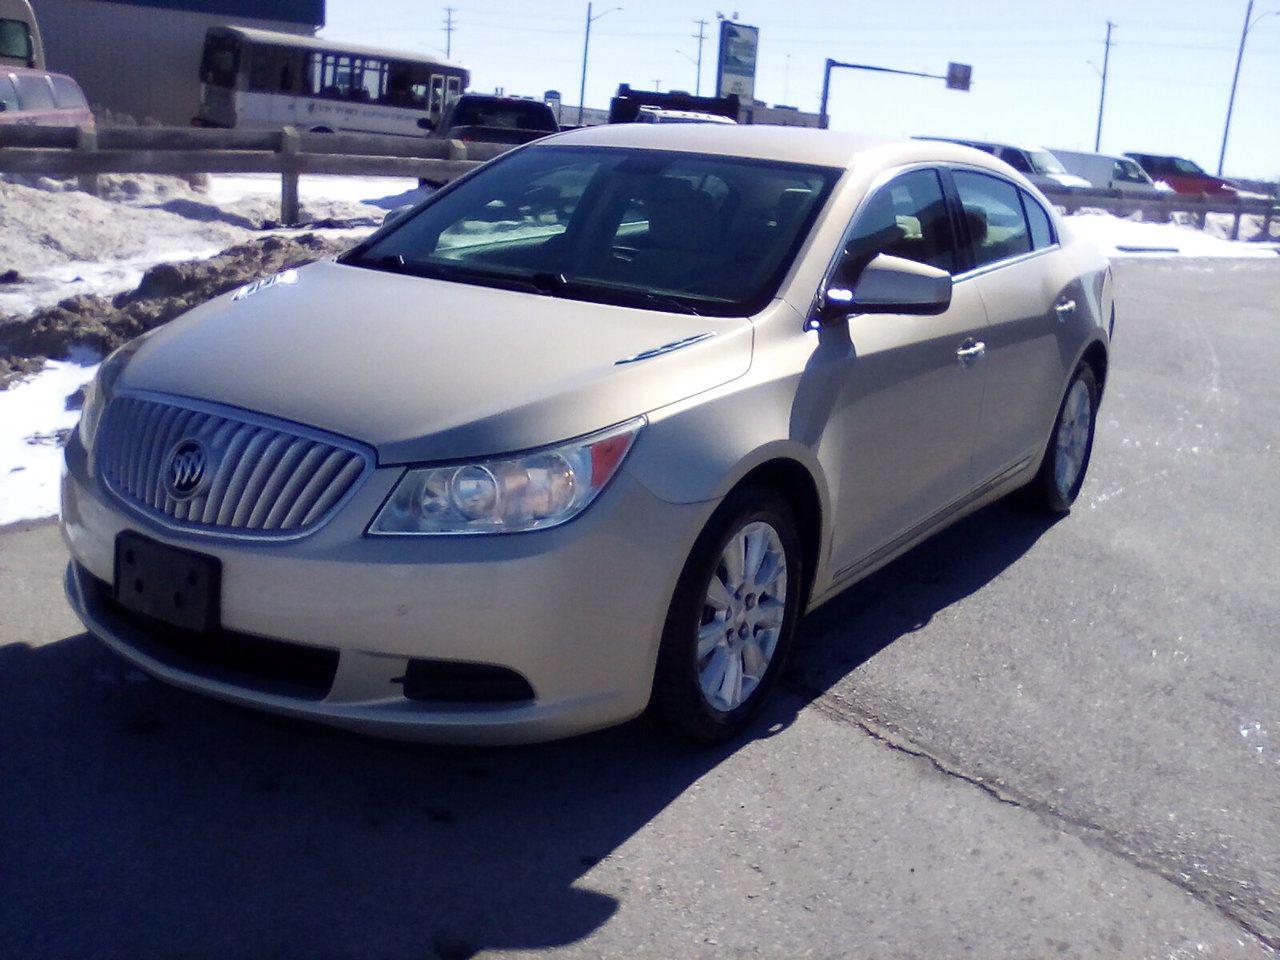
[60,432,715,744]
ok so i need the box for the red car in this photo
[0,66,93,128]
[1124,153,1237,197]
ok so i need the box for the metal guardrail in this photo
[0,125,514,224]
[1039,185,1278,242]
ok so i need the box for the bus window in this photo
[430,74,445,112]
[386,62,427,108]
[201,33,240,88]
[249,46,295,93]
[446,75,462,99]
[355,58,384,101]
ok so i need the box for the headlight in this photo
[369,417,644,536]
[77,341,134,451]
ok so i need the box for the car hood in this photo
[118,260,753,464]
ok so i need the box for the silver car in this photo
[61,125,1113,744]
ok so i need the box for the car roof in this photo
[543,123,1017,172]
[3,66,77,83]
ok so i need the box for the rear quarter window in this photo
[14,74,55,111]
[1021,191,1055,249]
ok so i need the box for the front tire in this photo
[649,488,803,743]
[1028,363,1099,513]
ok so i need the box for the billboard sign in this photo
[716,20,759,102]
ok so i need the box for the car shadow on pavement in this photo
[0,500,1056,960]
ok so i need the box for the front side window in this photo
[1114,159,1148,184]
[1021,191,1055,249]
[49,76,87,110]
[348,146,838,316]
[838,169,958,278]
[14,74,54,111]
[0,18,33,62]
[953,170,1032,268]
[998,148,1032,173]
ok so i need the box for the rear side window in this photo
[49,76,87,110]
[0,75,18,112]
[14,74,55,111]
[1021,191,1055,249]
[953,171,1032,268]
[840,169,958,276]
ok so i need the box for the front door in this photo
[824,168,990,579]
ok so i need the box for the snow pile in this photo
[1064,212,1280,259]
[0,351,99,525]
[1,233,349,388]
[0,174,393,320]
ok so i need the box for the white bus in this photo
[196,26,469,138]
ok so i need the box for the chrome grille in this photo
[96,393,373,538]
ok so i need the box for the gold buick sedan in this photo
[62,124,1112,744]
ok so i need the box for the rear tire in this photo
[1027,363,1099,513]
[649,487,803,743]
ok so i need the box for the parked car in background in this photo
[634,107,737,125]
[62,126,1112,746]
[0,0,43,70]
[1049,148,1167,195]
[0,67,92,128]
[1124,153,1238,196]
[430,93,558,144]
[916,137,1091,192]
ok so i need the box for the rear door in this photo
[948,169,1078,484]
[825,167,991,578]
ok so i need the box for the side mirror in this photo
[417,117,435,131]
[820,253,952,323]
[382,205,412,226]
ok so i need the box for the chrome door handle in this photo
[956,340,986,363]
[1054,299,1077,322]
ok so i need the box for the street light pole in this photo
[1217,0,1273,175]
[1094,20,1114,152]
[577,2,622,125]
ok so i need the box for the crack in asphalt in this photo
[791,681,1280,955]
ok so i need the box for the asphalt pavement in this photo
[1,257,1277,959]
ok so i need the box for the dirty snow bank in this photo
[0,174,388,319]
[1,233,349,388]
[1064,212,1280,258]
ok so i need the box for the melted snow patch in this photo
[0,353,100,525]
[1063,212,1279,259]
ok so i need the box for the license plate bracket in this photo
[113,531,221,633]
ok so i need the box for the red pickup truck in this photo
[0,67,93,129]
[1124,153,1237,197]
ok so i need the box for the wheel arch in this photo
[723,456,825,611]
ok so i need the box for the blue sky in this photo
[323,0,1280,179]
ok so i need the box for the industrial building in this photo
[29,0,324,124]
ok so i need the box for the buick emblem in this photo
[164,439,208,500]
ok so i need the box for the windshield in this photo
[452,98,558,131]
[346,146,839,316]
[1172,157,1206,175]
[201,35,240,88]
[1028,150,1067,175]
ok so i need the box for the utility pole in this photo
[443,6,456,59]
[1219,0,1258,175]
[1094,20,1114,151]
[692,18,709,96]
[578,3,622,125]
